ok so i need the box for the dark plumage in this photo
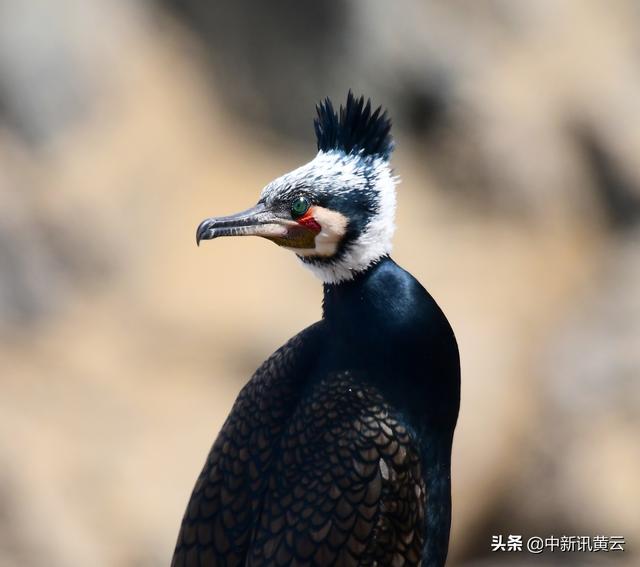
[174,95,460,567]
[314,92,394,159]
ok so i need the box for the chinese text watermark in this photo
[491,535,625,554]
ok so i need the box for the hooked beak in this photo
[196,202,318,249]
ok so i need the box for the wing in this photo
[172,323,324,567]
[246,372,425,567]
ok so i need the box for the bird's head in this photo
[196,92,397,283]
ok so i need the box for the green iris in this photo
[290,196,310,218]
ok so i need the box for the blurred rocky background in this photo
[0,0,638,565]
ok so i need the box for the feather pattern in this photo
[171,325,427,567]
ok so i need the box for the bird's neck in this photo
[321,255,391,322]
[322,255,458,567]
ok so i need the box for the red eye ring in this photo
[297,209,321,233]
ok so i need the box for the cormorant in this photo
[173,93,460,567]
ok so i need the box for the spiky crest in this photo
[314,92,393,160]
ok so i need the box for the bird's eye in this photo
[290,196,310,218]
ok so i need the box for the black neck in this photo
[321,255,391,323]
[321,255,459,567]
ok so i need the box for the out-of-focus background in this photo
[0,1,638,565]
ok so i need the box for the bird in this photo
[172,92,460,567]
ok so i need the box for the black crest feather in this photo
[314,92,393,160]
